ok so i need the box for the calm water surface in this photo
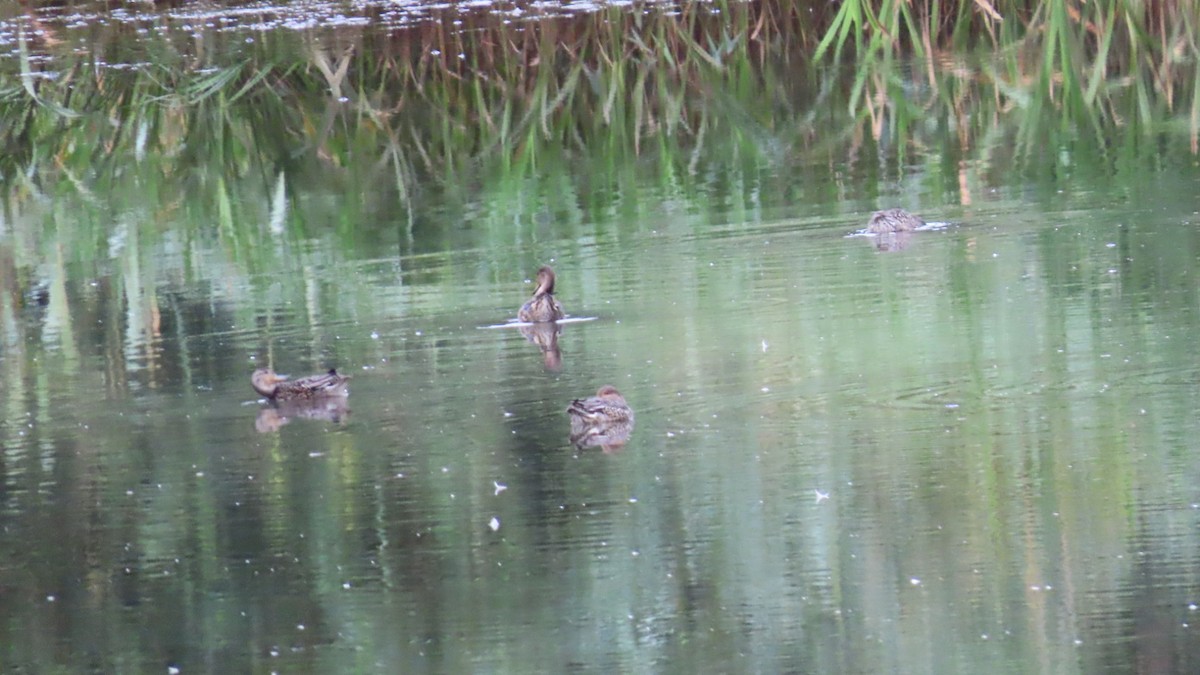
[3,3,1200,674]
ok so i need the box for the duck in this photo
[866,208,925,234]
[567,385,634,425]
[518,266,565,323]
[251,368,351,401]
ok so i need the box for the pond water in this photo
[2,2,1200,673]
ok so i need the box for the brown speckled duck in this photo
[518,266,565,323]
[567,385,633,425]
[867,208,925,234]
[568,385,634,452]
[251,368,350,401]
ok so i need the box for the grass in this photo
[0,0,1195,250]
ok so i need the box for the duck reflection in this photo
[255,397,351,433]
[874,231,913,252]
[567,385,634,452]
[520,321,563,371]
[569,418,634,453]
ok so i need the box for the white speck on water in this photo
[342,582,351,590]
[488,517,500,531]
[494,481,507,495]
[761,387,769,393]
[628,498,638,503]
[814,489,829,503]
[761,339,768,352]
[910,578,921,586]
[1106,242,1116,248]
[503,411,514,417]
[666,431,675,437]
[1190,603,1198,611]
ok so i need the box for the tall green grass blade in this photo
[814,0,862,62]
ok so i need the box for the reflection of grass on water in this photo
[3,0,1197,185]
[0,0,1197,378]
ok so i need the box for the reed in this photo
[0,0,1195,240]
[2,2,1195,173]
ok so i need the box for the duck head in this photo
[251,368,288,398]
[533,266,556,296]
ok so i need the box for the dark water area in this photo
[2,1,1200,673]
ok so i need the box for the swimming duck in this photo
[251,368,351,401]
[867,208,925,234]
[567,385,634,425]
[518,266,565,323]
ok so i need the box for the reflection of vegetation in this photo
[0,0,1193,339]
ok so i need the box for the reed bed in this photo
[0,0,1196,209]
[0,0,1194,340]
